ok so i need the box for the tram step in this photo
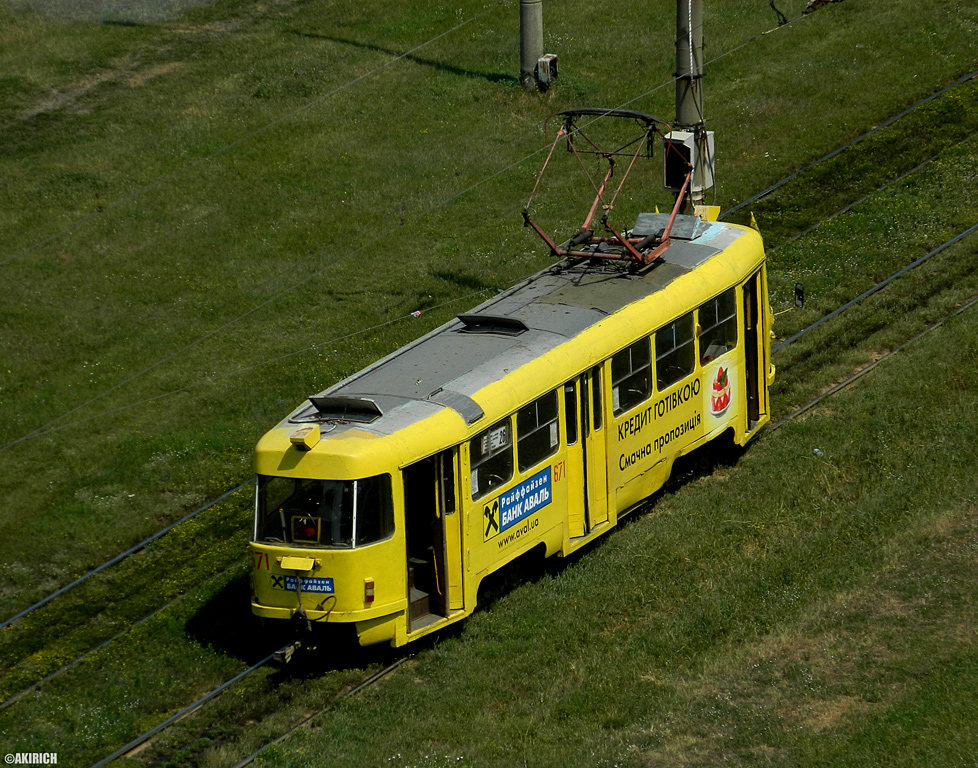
[409,586,430,621]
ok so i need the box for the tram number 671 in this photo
[553,460,566,483]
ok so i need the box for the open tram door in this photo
[402,450,463,632]
[743,270,768,430]
[565,366,609,539]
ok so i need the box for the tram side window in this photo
[516,390,559,472]
[698,288,738,364]
[564,382,578,445]
[355,475,395,545]
[656,312,696,389]
[612,338,652,416]
[470,418,514,500]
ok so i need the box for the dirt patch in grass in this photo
[6,0,219,24]
[126,60,185,87]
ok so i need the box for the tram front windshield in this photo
[255,474,393,548]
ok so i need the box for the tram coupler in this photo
[274,639,304,664]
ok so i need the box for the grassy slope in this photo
[258,306,978,768]
[1,0,976,611]
[0,0,977,763]
[0,2,974,611]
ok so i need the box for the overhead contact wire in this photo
[0,0,512,270]
[0,8,818,450]
[772,221,978,353]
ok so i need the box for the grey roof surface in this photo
[291,215,747,434]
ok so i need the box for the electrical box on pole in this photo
[663,130,714,192]
[520,0,557,91]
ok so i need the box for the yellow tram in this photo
[248,110,775,648]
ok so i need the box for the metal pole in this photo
[675,0,703,128]
[675,0,708,209]
[520,0,543,90]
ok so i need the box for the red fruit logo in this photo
[711,366,731,415]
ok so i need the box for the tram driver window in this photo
[470,418,514,500]
[517,390,559,472]
[611,338,652,416]
[698,288,738,363]
[656,312,696,389]
[255,475,394,548]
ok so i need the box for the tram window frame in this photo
[611,337,652,416]
[470,417,514,500]
[516,390,560,472]
[591,365,603,431]
[656,312,696,390]
[698,288,738,364]
[564,381,579,445]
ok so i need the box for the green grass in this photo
[1,0,978,764]
[3,2,977,615]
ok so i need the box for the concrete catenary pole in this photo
[675,0,704,129]
[675,0,710,209]
[520,0,544,90]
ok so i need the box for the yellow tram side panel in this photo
[458,439,570,602]
[609,233,772,515]
[458,224,771,563]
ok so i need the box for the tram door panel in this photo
[402,450,463,628]
[565,368,609,538]
[743,271,766,427]
[583,366,609,528]
[437,451,463,610]
[563,381,587,538]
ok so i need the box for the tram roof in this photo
[289,215,756,437]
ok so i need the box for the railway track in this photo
[2,65,976,768]
[5,224,976,765]
[38,214,970,765]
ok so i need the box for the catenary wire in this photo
[14,66,974,456]
[0,0,513,270]
[2,52,972,640]
[0,6,958,628]
[0,8,822,451]
[0,8,969,753]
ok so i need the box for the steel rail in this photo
[0,566,240,712]
[720,68,978,219]
[768,292,978,432]
[229,656,412,768]
[0,479,252,631]
[86,645,290,768]
[772,221,978,354]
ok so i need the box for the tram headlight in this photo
[364,578,375,605]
